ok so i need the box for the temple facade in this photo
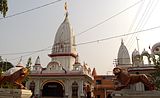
[26,12,94,98]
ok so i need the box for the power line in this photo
[127,0,156,51]
[0,0,145,57]
[76,25,160,46]
[0,0,63,20]
[1,0,142,52]
[62,0,143,44]
[76,0,143,36]
[122,0,145,56]
[8,48,51,61]
[0,47,51,55]
[2,24,160,60]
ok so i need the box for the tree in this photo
[0,0,8,17]
[26,57,32,68]
[22,57,32,86]
[151,55,160,90]
[151,56,160,90]
[0,61,13,71]
[151,65,160,90]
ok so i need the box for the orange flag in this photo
[64,2,67,11]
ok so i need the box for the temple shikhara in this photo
[26,8,94,98]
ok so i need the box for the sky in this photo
[1,0,160,74]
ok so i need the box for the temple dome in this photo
[51,15,77,55]
[151,42,160,55]
[141,49,149,56]
[117,40,130,65]
[48,14,77,71]
[132,49,140,57]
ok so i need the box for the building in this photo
[92,68,114,98]
[115,40,160,91]
[26,10,94,98]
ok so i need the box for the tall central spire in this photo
[48,2,77,71]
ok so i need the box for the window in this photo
[103,77,106,79]
[96,80,101,84]
[97,95,100,98]
[29,81,35,97]
[72,81,78,97]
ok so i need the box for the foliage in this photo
[0,61,13,72]
[0,0,8,17]
[149,54,160,90]
[151,64,160,90]
[26,57,32,67]
[22,57,32,85]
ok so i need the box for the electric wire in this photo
[1,0,142,56]
[76,0,143,36]
[4,24,160,61]
[122,0,145,55]
[0,0,150,61]
[127,0,152,49]
[127,0,155,51]
[76,25,160,46]
[140,0,159,30]
[125,0,145,43]
[60,0,143,46]
[0,48,51,55]
[127,0,152,50]
[0,0,63,20]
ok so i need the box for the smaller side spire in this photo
[32,56,42,73]
[35,56,41,65]
[92,68,97,76]
[16,57,24,67]
[75,54,80,64]
[121,39,124,45]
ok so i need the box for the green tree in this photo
[151,54,160,90]
[0,61,13,72]
[26,57,32,68]
[0,0,8,17]
[22,57,32,86]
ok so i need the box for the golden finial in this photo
[64,2,68,17]
[64,2,68,11]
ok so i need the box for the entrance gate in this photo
[42,82,64,97]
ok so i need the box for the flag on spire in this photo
[64,2,67,11]
[64,2,68,17]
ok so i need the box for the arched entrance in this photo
[42,82,64,97]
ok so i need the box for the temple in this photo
[26,8,93,98]
[115,40,160,91]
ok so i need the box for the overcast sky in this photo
[0,0,160,74]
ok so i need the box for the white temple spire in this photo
[16,57,23,67]
[35,56,41,65]
[117,40,131,66]
[48,3,77,71]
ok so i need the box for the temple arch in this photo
[42,81,64,97]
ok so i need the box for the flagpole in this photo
[136,37,140,52]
